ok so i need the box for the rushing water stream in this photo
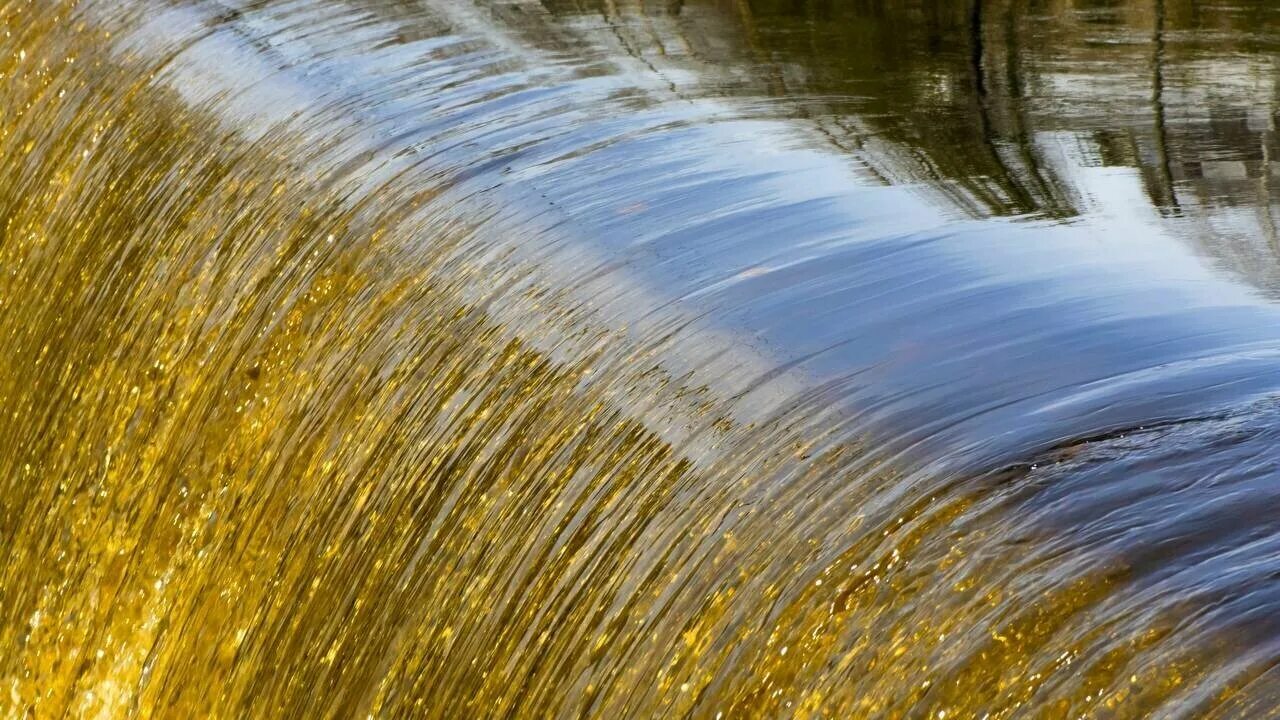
[4,0,1280,717]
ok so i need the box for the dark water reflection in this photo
[549,0,1280,291]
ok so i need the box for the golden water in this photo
[5,0,1280,717]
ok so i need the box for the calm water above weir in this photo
[4,0,1280,717]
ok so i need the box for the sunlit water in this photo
[4,0,1280,717]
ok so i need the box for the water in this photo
[4,0,1280,716]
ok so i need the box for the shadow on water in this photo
[3,0,1280,716]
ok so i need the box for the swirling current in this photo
[5,0,1280,717]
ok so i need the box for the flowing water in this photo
[4,0,1280,717]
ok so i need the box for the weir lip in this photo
[102,0,1280,475]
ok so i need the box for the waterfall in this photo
[4,0,1280,716]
